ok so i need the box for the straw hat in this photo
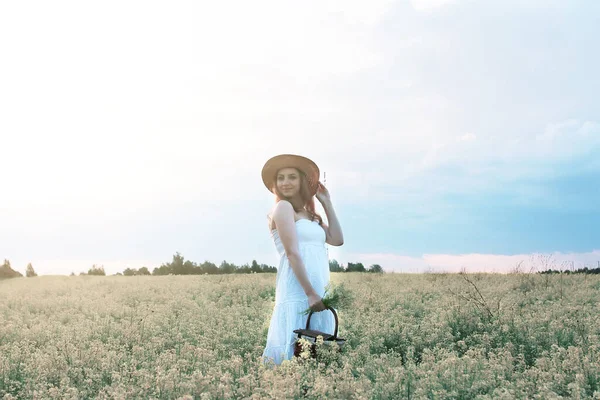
[261,154,320,197]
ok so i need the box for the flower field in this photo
[1,272,599,399]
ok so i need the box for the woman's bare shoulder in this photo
[268,201,293,217]
[273,199,292,210]
[267,201,294,230]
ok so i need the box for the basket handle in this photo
[305,306,339,338]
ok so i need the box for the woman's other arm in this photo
[320,199,344,246]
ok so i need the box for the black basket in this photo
[293,306,345,358]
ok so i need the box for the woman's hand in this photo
[307,292,326,312]
[315,181,331,204]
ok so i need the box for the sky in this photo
[1,0,599,275]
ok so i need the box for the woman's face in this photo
[276,167,301,198]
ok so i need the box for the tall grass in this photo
[1,272,599,399]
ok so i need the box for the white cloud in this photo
[340,252,427,273]
[410,0,456,12]
[1,1,599,274]
[458,133,476,142]
[0,0,393,228]
[423,120,599,175]
[333,118,600,205]
[342,250,600,273]
[534,120,600,159]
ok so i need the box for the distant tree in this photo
[329,259,344,272]
[236,263,251,274]
[114,272,123,276]
[346,262,366,273]
[200,261,219,274]
[87,265,106,276]
[152,254,275,275]
[0,259,23,279]
[26,263,38,277]
[137,266,151,275]
[170,252,186,275]
[260,263,277,273]
[155,252,200,275]
[152,264,171,275]
[368,264,384,273]
[123,268,137,276]
[70,272,75,277]
[183,260,198,274]
[251,260,262,273]
[154,253,177,275]
[219,260,237,274]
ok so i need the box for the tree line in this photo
[538,266,600,274]
[0,259,36,279]
[120,253,278,276]
[0,255,385,279]
[328,259,383,273]
[114,253,384,276]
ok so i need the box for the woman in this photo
[260,154,344,365]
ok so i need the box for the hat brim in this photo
[261,154,320,197]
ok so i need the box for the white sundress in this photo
[261,218,336,365]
